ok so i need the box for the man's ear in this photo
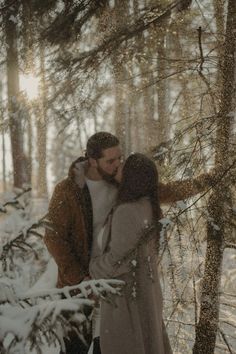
[88,157,98,168]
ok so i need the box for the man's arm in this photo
[44,182,85,286]
[159,172,215,204]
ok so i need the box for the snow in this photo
[27,258,57,293]
[153,146,169,158]
[0,276,123,353]
[0,203,6,212]
[1,185,236,353]
[159,217,173,227]
[176,200,187,210]
[131,259,137,267]
[9,15,17,24]
[0,190,125,353]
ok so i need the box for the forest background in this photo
[0,0,236,353]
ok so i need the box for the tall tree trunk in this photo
[156,19,169,144]
[22,0,34,73]
[0,81,6,192]
[137,0,170,151]
[5,2,25,188]
[112,0,130,153]
[213,0,225,93]
[22,0,34,184]
[193,1,236,353]
[113,66,127,150]
[36,40,48,198]
[131,0,145,151]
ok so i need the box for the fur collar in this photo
[68,157,89,189]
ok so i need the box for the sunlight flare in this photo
[20,74,40,100]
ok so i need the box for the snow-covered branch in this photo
[0,187,32,214]
[224,242,236,250]
[0,279,124,354]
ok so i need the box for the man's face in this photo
[96,145,123,182]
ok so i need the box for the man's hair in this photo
[86,132,119,159]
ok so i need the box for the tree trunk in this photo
[0,81,6,192]
[193,1,236,353]
[36,40,48,198]
[112,0,130,154]
[22,0,34,184]
[5,2,25,188]
[113,65,127,150]
[213,0,225,94]
[22,0,34,73]
[156,20,169,144]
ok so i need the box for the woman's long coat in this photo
[90,197,173,354]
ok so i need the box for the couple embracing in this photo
[44,132,215,354]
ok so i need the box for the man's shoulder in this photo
[52,177,79,198]
[54,177,70,190]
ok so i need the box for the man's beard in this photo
[97,165,119,186]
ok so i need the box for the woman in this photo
[89,153,172,354]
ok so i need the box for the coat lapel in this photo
[101,213,113,253]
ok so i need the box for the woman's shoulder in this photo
[112,199,153,236]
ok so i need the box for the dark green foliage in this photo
[31,0,57,15]
[41,0,109,44]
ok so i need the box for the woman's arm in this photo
[159,172,216,204]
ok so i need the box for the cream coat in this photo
[89,197,172,354]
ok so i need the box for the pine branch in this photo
[0,0,18,12]
[1,215,46,267]
[46,0,192,71]
[0,279,124,352]
[0,187,32,213]
[224,242,236,250]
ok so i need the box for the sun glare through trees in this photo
[20,73,40,100]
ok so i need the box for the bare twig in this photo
[197,27,204,72]
[218,327,234,354]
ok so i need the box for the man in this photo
[44,131,216,354]
[44,132,122,354]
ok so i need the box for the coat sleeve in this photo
[44,183,85,286]
[89,204,145,279]
[159,172,216,204]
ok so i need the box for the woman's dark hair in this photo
[86,132,119,159]
[117,153,162,224]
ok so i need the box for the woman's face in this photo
[114,161,124,184]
